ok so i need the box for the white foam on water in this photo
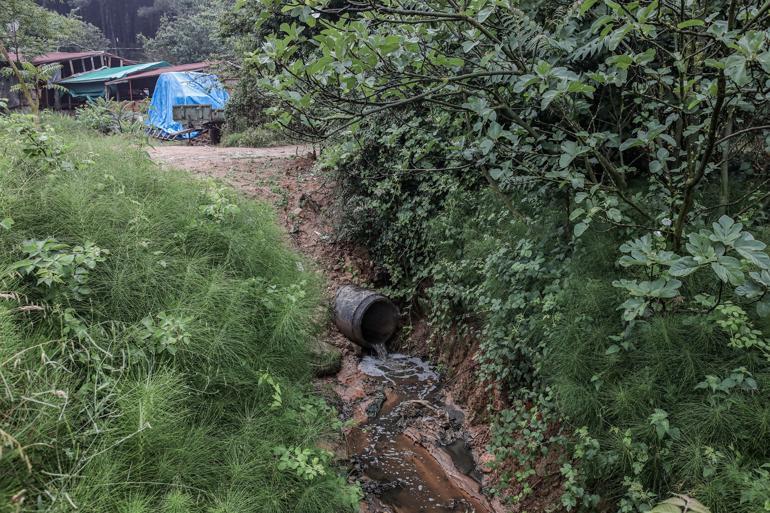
[359,353,438,381]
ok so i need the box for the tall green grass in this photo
[0,114,356,513]
[542,231,770,512]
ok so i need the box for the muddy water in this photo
[346,354,494,513]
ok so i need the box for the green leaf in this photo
[749,270,770,286]
[9,258,36,271]
[541,90,560,110]
[709,215,742,245]
[567,81,596,96]
[574,222,589,237]
[579,0,599,15]
[724,54,749,87]
[757,299,770,317]
[559,140,588,168]
[686,232,717,262]
[607,54,633,70]
[650,504,681,513]
[462,40,479,53]
[569,207,585,221]
[635,48,656,65]
[619,138,644,151]
[757,51,770,74]
[711,255,744,285]
[476,6,495,22]
[0,217,13,230]
[676,19,704,29]
[488,167,507,180]
[733,233,770,268]
[735,281,763,299]
[619,297,648,321]
[646,278,682,298]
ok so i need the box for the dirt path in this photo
[148,142,505,513]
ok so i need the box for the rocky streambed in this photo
[332,353,502,513]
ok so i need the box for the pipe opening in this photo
[360,299,399,345]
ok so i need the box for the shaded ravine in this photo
[344,353,495,513]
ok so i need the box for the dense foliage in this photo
[140,0,234,64]
[0,114,359,513]
[1,0,108,57]
[232,0,770,510]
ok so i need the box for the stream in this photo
[340,352,496,513]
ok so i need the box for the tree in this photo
[1,0,106,123]
[1,62,68,105]
[237,0,770,312]
[236,0,770,509]
[140,1,233,64]
[1,0,107,57]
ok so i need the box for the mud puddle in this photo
[343,353,495,513]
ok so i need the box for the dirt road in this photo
[148,143,313,200]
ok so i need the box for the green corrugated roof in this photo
[58,62,170,84]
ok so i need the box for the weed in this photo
[0,113,357,512]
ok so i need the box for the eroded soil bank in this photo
[149,143,504,513]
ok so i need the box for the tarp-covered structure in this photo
[57,61,170,100]
[105,62,210,102]
[145,72,229,138]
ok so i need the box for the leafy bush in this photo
[235,0,770,509]
[0,113,359,513]
[76,98,145,135]
[221,126,285,147]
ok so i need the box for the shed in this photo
[105,62,210,101]
[32,51,135,79]
[57,61,170,101]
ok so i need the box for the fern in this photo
[569,32,610,62]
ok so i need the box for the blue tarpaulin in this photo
[146,71,229,137]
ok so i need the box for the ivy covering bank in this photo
[224,0,770,510]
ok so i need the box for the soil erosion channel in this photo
[346,352,493,512]
[149,144,496,513]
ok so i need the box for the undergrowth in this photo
[221,127,285,148]
[322,109,770,512]
[0,113,359,513]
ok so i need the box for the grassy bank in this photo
[0,114,358,512]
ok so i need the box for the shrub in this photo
[221,126,285,147]
[231,0,770,508]
[76,98,145,135]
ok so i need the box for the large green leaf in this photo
[651,495,711,513]
[733,233,770,268]
[710,255,744,286]
[709,215,742,245]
